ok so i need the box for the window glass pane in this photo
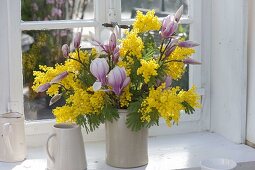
[22,27,95,120]
[21,0,94,21]
[121,0,188,19]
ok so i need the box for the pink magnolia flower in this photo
[50,71,69,84]
[161,15,178,39]
[90,58,109,91]
[89,32,117,55]
[107,66,130,96]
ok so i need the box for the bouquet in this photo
[33,6,201,133]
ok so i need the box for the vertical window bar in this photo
[7,0,24,113]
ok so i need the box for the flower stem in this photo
[52,82,69,92]
[159,39,165,54]
[163,59,183,64]
[159,38,171,61]
[69,56,87,69]
[77,48,81,61]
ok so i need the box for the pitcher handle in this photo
[46,133,56,163]
[3,123,13,155]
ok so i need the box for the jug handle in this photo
[3,123,13,154]
[46,133,56,163]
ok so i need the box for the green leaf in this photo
[126,100,145,131]
[145,109,160,128]
[76,102,119,134]
[143,48,155,60]
[101,103,119,123]
[79,69,95,88]
[181,101,195,114]
[76,113,103,133]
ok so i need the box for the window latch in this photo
[102,22,131,29]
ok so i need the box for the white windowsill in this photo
[1,132,255,170]
[24,115,202,147]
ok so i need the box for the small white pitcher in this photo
[0,112,26,162]
[46,123,87,170]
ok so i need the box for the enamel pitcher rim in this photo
[53,123,79,130]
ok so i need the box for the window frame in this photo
[3,0,205,147]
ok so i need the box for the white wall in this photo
[211,0,248,143]
[247,0,255,144]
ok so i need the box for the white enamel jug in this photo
[0,112,26,162]
[46,123,87,170]
[105,109,148,168]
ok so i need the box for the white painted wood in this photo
[247,0,255,144]
[0,0,23,114]
[187,0,203,126]
[0,0,10,114]
[200,0,212,131]
[25,119,202,147]
[211,0,248,143]
[21,20,98,30]
[189,0,202,90]
[119,17,192,26]
[108,0,121,23]
[94,0,108,41]
[7,0,23,114]
[1,132,255,170]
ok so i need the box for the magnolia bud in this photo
[183,58,201,65]
[62,44,70,58]
[49,93,62,106]
[50,71,69,84]
[174,5,184,22]
[36,83,51,93]
[74,32,82,49]
[178,41,200,48]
